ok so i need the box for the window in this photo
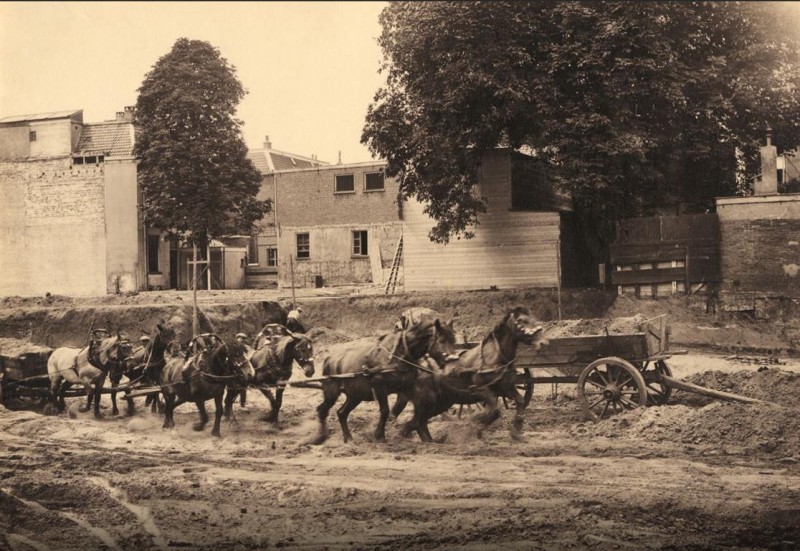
[352,230,368,256]
[248,232,259,265]
[296,233,310,259]
[29,131,37,142]
[365,172,385,191]
[147,234,160,273]
[335,174,355,193]
[266,247,278,267]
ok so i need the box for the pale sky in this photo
[0,1,388,164]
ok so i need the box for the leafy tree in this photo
[135,38,269,257]
[362,2,800,247]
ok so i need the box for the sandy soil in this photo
[2,290,800,550]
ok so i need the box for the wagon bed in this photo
[460,315,689,421]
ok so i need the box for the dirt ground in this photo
[2,289,800,550]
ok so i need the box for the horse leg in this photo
[193,399,209,432]
[123,387,135,417]
[416,406,435,443]
[211,393,224,437]
[109,373,121,416]
[78,381,92,413]
[390,393,409,421]
[373,385,391,443]
[92,375,107,419]
[58,381,72,413]
[268,388,285,424]
[259,387,279,423]
[509,383,527,441]
[239,389,247,408]
[336,394,361,444]
[310,383,339,445]
[162,393,176,429]
[223,387,237,420]
[475,391,500,439]
[49,378,63,414]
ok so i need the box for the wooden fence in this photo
[610,214,720,297]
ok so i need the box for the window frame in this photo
[364,171,385,192]
[247,232,260,266]
[296,233,310,260]
[147,234,161,274]
[352,230,368,257]
[29,130,37,142]
[266,247,278,267]
[334,174,356,194]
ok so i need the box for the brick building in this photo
[0,108,142,296]
[245,142,401,288]
[715,131,800,312]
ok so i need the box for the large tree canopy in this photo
[135,38,269,246]
[362,2,800,244]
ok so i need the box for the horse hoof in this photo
[211,431,221,438]
[78,406,89,413]
[306,433,328,446]
[192,423,205,432]
[510,428,525,442]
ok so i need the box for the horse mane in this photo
[273,335,296,364]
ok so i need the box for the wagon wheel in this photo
[577,357,648,422]
[516,368,534,408]
[640,360,673,406]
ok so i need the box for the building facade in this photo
[0,108,142,296]
[247,158,402,288]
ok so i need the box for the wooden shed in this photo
[402,150,578,292]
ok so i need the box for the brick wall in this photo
[719,218,800,297]
[0,157,109,296]
[271,163,400,227]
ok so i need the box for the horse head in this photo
[501,307,547,349]
[401,317,458,366]
[287,333,315,377]
[223,340,255,383]
[94,333,135,373]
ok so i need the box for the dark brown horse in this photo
[224,331,315,423]
[160,334,254,437]
[401,307,547,442]
[311,317,457,444]
[47,332,134,418]
[105,322,176,416]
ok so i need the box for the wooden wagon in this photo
[0,349,53,407]
[503,314,769,421]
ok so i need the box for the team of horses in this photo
[45,306,547,442]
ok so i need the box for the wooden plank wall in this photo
[403,151,560,292]
[610,213,720,296]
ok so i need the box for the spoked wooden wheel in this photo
[577,357,648,422]
[641,359,673,405]
[517,368,534,408]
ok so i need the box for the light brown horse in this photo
[47,332,134,418]
[311,317,457,444]
[159,334,254,437]
[401,307,547,442]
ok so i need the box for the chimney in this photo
[123,106,136,122]
[116,111,126,121]
[754,124,778,195]
[263,135,272,150]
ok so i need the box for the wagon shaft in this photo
[659,374,780,406]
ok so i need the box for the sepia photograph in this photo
[1,1,800,549]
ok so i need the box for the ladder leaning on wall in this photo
[384,236,403,295]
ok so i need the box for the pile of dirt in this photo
[542,314,648,339]
[572,368,800,458]
[0,337,53,357]
[680,368,800,408]
[305,326,362,356]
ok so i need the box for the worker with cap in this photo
[234,332,253,409]
[286,304,305,333]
